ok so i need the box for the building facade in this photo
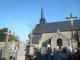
[28,7,80,52]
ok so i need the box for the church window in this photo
[49,39,51,45]
[57,38,62,48]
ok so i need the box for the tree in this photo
[0,28,19,42]
[9,35,19,42]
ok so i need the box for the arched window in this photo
[49,39,51,45]
[57,38,62,47]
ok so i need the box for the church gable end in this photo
[51,29,68,49]
[52,29,68,39]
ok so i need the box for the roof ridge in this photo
[46,19,80,24]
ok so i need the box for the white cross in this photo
[29,33,33,46]
[71,18,73,27]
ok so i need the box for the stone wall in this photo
[32,30,78,50]
[0,42,18,49]
[42,31,76,43]
[41,31,77,43]
[0,42,5,48]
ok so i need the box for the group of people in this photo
[41,46,69,60]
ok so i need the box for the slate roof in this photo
[32,19,80,44]
[33,19,80,33]
[32,34,42,44]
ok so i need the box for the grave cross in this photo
[4,28,11,49]
[66,13,77,39]
[4,28,11,60]
[29,32,33,46]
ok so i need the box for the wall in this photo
[40,31,78,48]
[32,31,78,49]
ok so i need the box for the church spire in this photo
[39,6,46,26]
[41,6,45,19]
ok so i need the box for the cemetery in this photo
[0,16,80,60]
[25,44,80,60]
[0,22,80,60]
[25,7,80,60]
[0,28,26,60]
[0,6,80,60]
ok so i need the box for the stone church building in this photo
[28,7,80,51]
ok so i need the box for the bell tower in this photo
[39,6,46,26]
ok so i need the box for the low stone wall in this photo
[0,42,5,47]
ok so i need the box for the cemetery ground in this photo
[0,29,80,60]
[0,40,80,60]
[0,39,80,60]
[25,45,80,60]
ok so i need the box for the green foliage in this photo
[9,35,19,42]
[0,28,19,42]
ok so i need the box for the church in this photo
[28,7,80,52]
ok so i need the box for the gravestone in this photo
[28,47,34,55]
[9,41,19,60]
[25,45,34,60]
[40,47,46,54]
[11,41,15,50]
[17,41,25,60]
[2,29,11,60]
[10,50,17,60]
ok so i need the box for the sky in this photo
[0,0,80,43]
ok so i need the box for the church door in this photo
[57,38,62,49]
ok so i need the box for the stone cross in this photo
[29,32,33,46]
[4,28,11,49]
[3,28,11,60]
[66,13,77,39]
[5,29,11,47]
[38,40,41,49]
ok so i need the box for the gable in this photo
[51,29,68,40]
